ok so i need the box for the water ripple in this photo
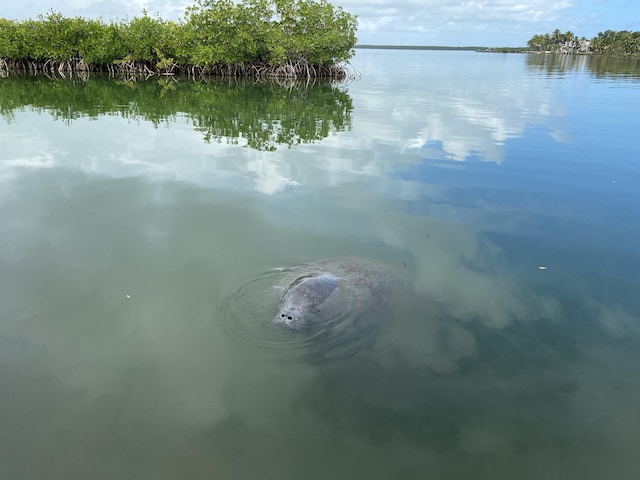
[219,267,378,363]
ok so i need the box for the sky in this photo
[1,0,640,47]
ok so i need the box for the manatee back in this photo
[311,257,403,303]
[282,273,340,310]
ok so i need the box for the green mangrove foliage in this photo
[0,74,353,150]
[527,29,640,56]
[0,0,358,77]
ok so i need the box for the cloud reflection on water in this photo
[1,51,639,480]
[0,54,615,338]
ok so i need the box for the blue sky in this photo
[2,0,639,47]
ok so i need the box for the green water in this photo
[1,50,639,480]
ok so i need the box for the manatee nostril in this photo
[280,313,285,317]
[287,316,293,320]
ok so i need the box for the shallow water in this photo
[1,50,639,479]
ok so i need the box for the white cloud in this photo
[343,0,578,45]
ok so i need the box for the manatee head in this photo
[274,273,345,330]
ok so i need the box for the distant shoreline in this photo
[354,45,526,53]
[354,45,640,58]
[355,45,484,51]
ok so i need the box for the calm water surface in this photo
[1,50,639,479]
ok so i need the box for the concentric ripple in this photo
[219,267,379,363]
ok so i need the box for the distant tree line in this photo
[527,29,640,56]
[0,0,358,78]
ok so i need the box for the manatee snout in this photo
[274,305,307,330]
[274,273,341,330]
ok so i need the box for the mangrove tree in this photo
[0,0,358,78]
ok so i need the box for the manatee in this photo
[273,257,402,333]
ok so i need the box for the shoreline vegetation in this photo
[0,0,358,79]
[1,3,637,82]
[526,29,640,56]
[356,29,640,57]
[356,28,640,57]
